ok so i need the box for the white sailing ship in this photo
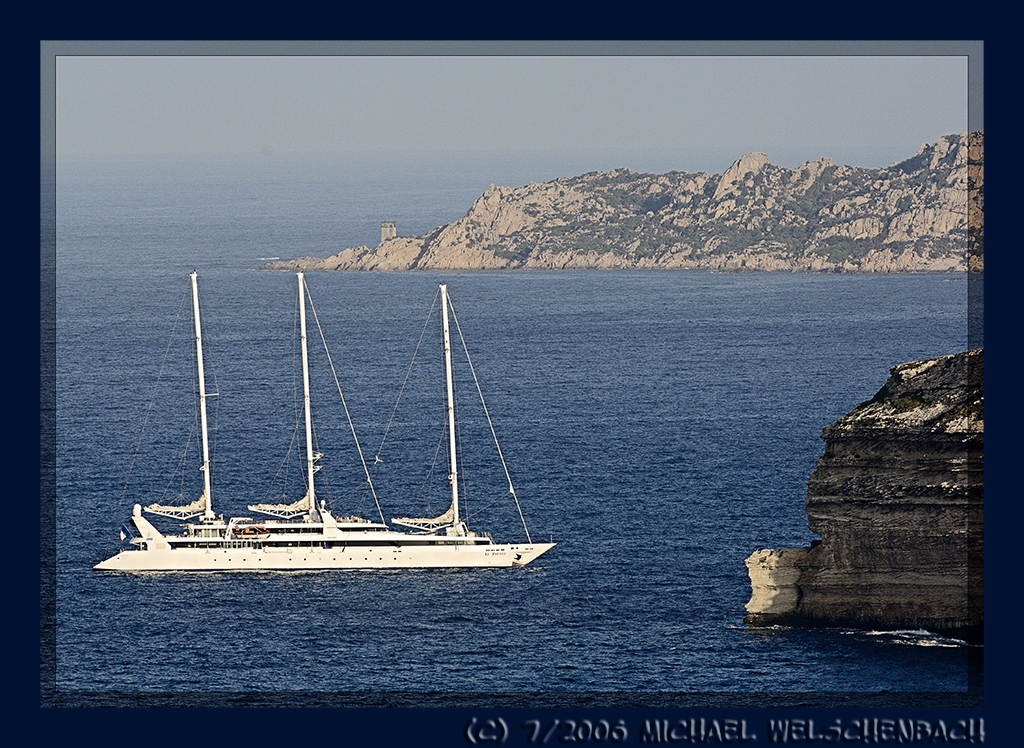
[93,272,554,571]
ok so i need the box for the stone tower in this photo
[381,220,396,243]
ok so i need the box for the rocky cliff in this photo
[744,348,983,642]
[262,131,983,273]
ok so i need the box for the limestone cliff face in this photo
[262,131,983,274]
[745,349,983,642]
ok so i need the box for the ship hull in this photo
[93,542,556,571]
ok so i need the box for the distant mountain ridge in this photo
[262,131,983,273]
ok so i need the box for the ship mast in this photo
[440,284,461,532]
[191,271,215,520]
[298,272,319,520]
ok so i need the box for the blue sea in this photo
[44,152,983,719]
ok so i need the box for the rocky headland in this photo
[744,348,983,642]
[262,130,983,274]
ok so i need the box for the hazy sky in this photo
[47,41,980,171]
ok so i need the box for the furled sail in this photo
[145,490,209,520]
[248,489,312,519]
[391,504,455,531]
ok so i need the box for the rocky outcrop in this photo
[262,131,983,274]
[967,130,984,273]
[744,349,983,642]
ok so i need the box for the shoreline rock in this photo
[744,349,984,643]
